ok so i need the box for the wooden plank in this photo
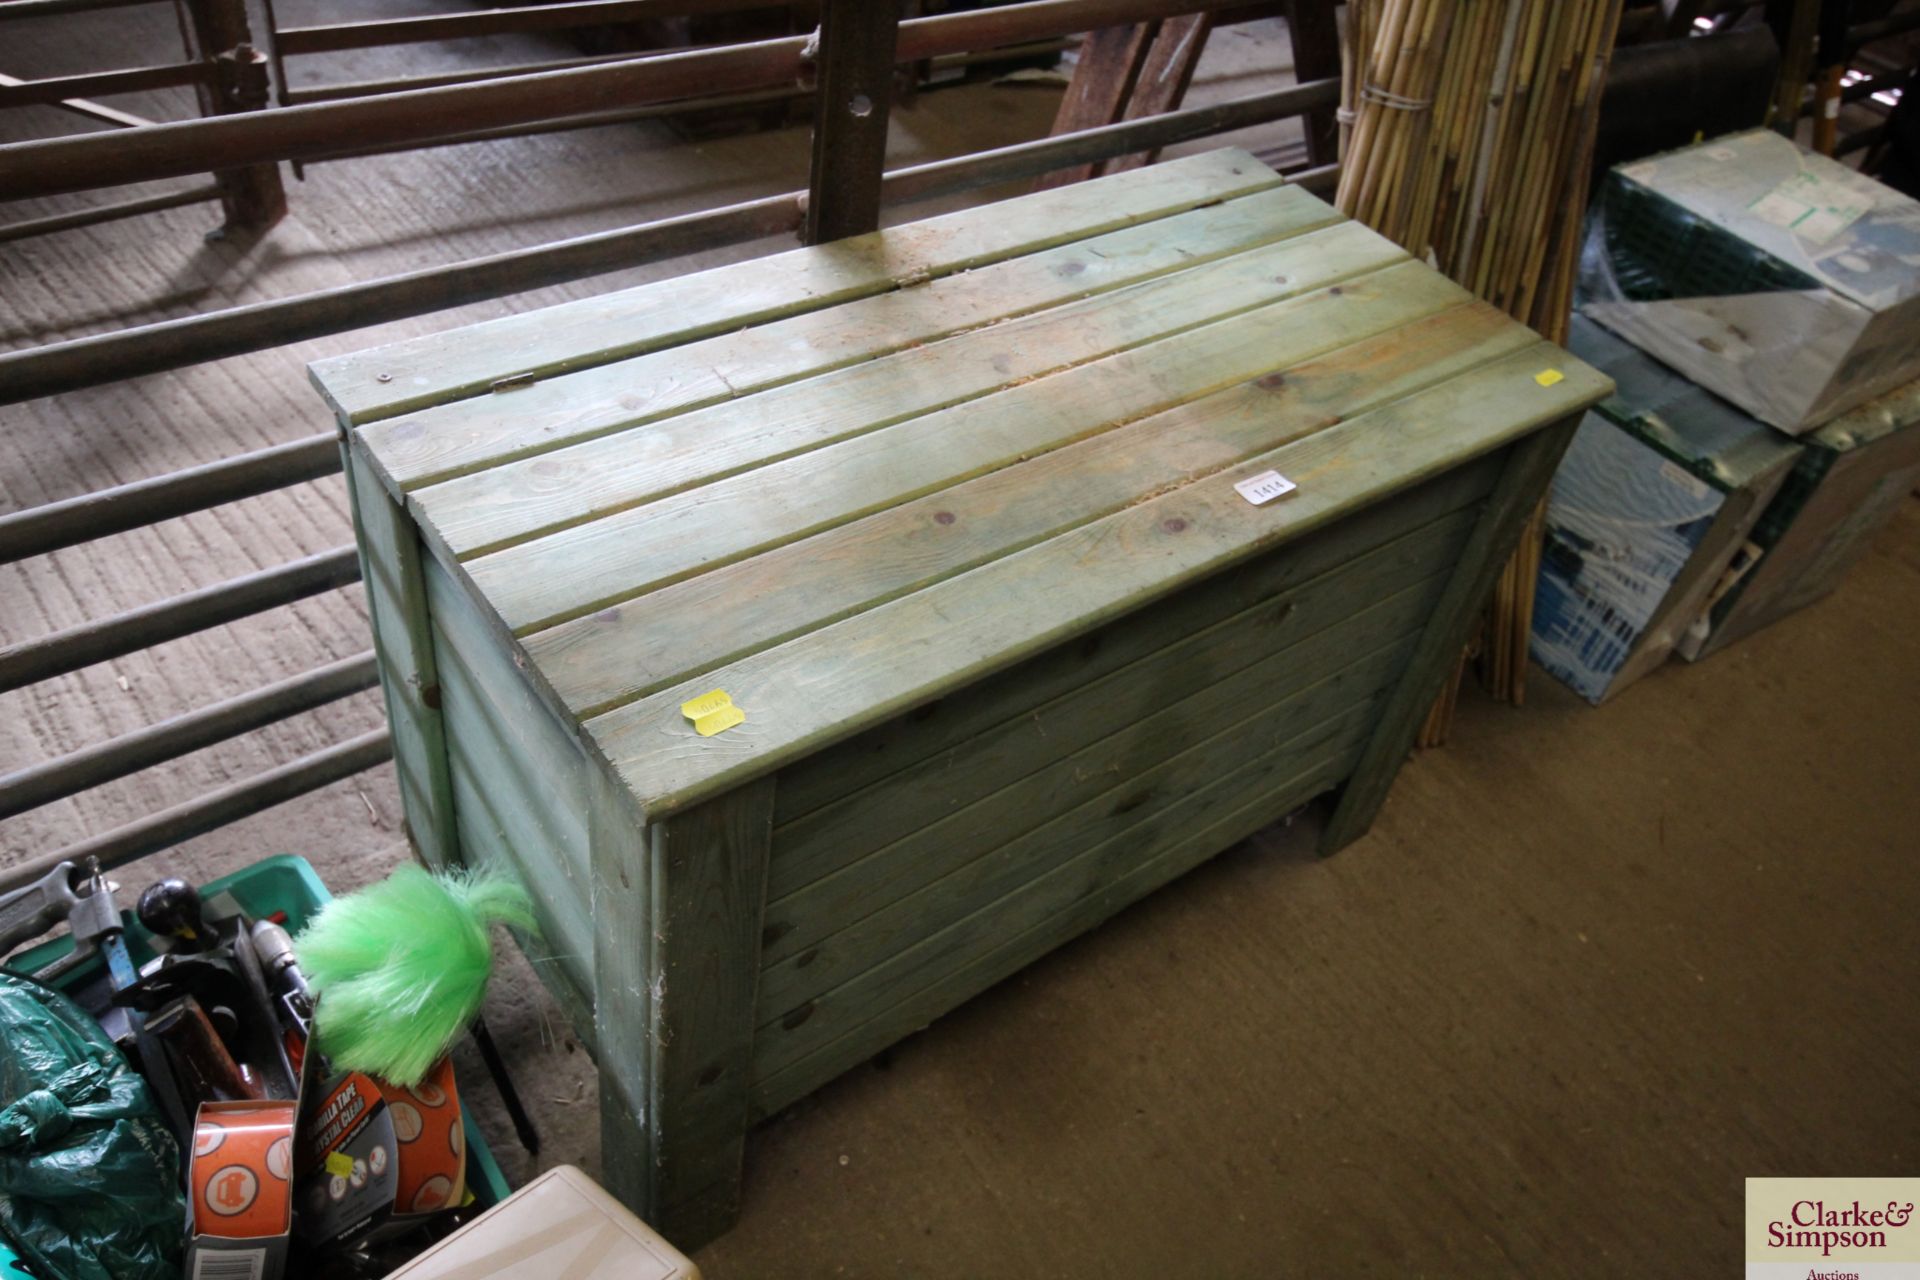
[803,0,897,244]
[0,69,156,130]
[342,444,459,867]
[312,148,1284,427]
[448,762,596,1056]
[766,510,1470,907]
[588,769,655,1227]
[423,557,591,870]
[749,702,1378,1115]
[434,615,589,869]
[446,744,596,1000]
[436,652,593,963]
[771,455,1503,825]
[760,610,1434,1015]
[385,726,437,864]
[477,248,1465,636]
[583,341,1611,819]
[590,773,776,1248]
[361,183,1333,493]
[1104,14,1215,173]
[413,189,1350,560]
[1035,22,1161,189]
[432,556,599,1006]
[1319,414,1585,854]
[647,777,776,1247]
[374,642,447,868]
[520,291,1527,716]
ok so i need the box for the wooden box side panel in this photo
[763,510,1473,906]
[754,525,1470,1020]
[423,553,598,1020]
[746,460,1502,1117]
[344,446,458,868]
[770,452,1504,828]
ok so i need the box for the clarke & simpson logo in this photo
[1748,1179,1920,1279]
[1769,1199,1915,1257]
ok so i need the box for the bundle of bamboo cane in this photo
[1336,0,1625,746]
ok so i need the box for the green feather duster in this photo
[294,865,532,1087]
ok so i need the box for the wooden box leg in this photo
[1319,415,1582,854]
[591,773,776,1250]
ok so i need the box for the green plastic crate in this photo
[4,854,511,1208]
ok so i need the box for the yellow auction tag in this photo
[692,704,745,737]
[681,689,745,736]
[680,689,733,720]
[325,1151,354,1178]
[1534,369,1565,387]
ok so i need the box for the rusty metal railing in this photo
[0,0,285,237]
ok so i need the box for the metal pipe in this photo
[297,88,805,164]
[1801,67,1907,117]
[0,0,1244,200]
[0,651,379,818]
[883,77,1340,203]
[296,44,1068,158]
[805,0,899,244]
[0,546,360,692]
[0,75,1333,405]
[275,0,768,56]
[0,61,211,109]
[1837,121,1887,155]
[259,0,290,106]
[41,96,151,129]
[0,729,393,895]
[296,32,1030,109]
[1849,9,1920,52]
[0,0,166,18]
[282,48,700,106]
[0,182,223,244]
[0,37,802,199]
[0,195,800,406]
[1288,160,1338,195]
[0,71,153,129]
[1840,71,1904,106]
[0,433,338,562]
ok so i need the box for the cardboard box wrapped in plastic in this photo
[1682,375,1920,661]
[1580,129,1920,434]
[1531,318,1803,703]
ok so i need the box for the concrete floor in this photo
[3,9,1917,1278]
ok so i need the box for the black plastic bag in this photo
[0,970,182,1280]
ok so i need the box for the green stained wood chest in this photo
[310,149,1609,1248]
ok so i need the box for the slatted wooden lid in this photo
[312,149,1611,819]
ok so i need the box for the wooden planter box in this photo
[312,149,1607,1248]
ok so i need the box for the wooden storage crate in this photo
[311,149,1608,1247]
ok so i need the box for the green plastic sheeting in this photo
[0,970,182,1280]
